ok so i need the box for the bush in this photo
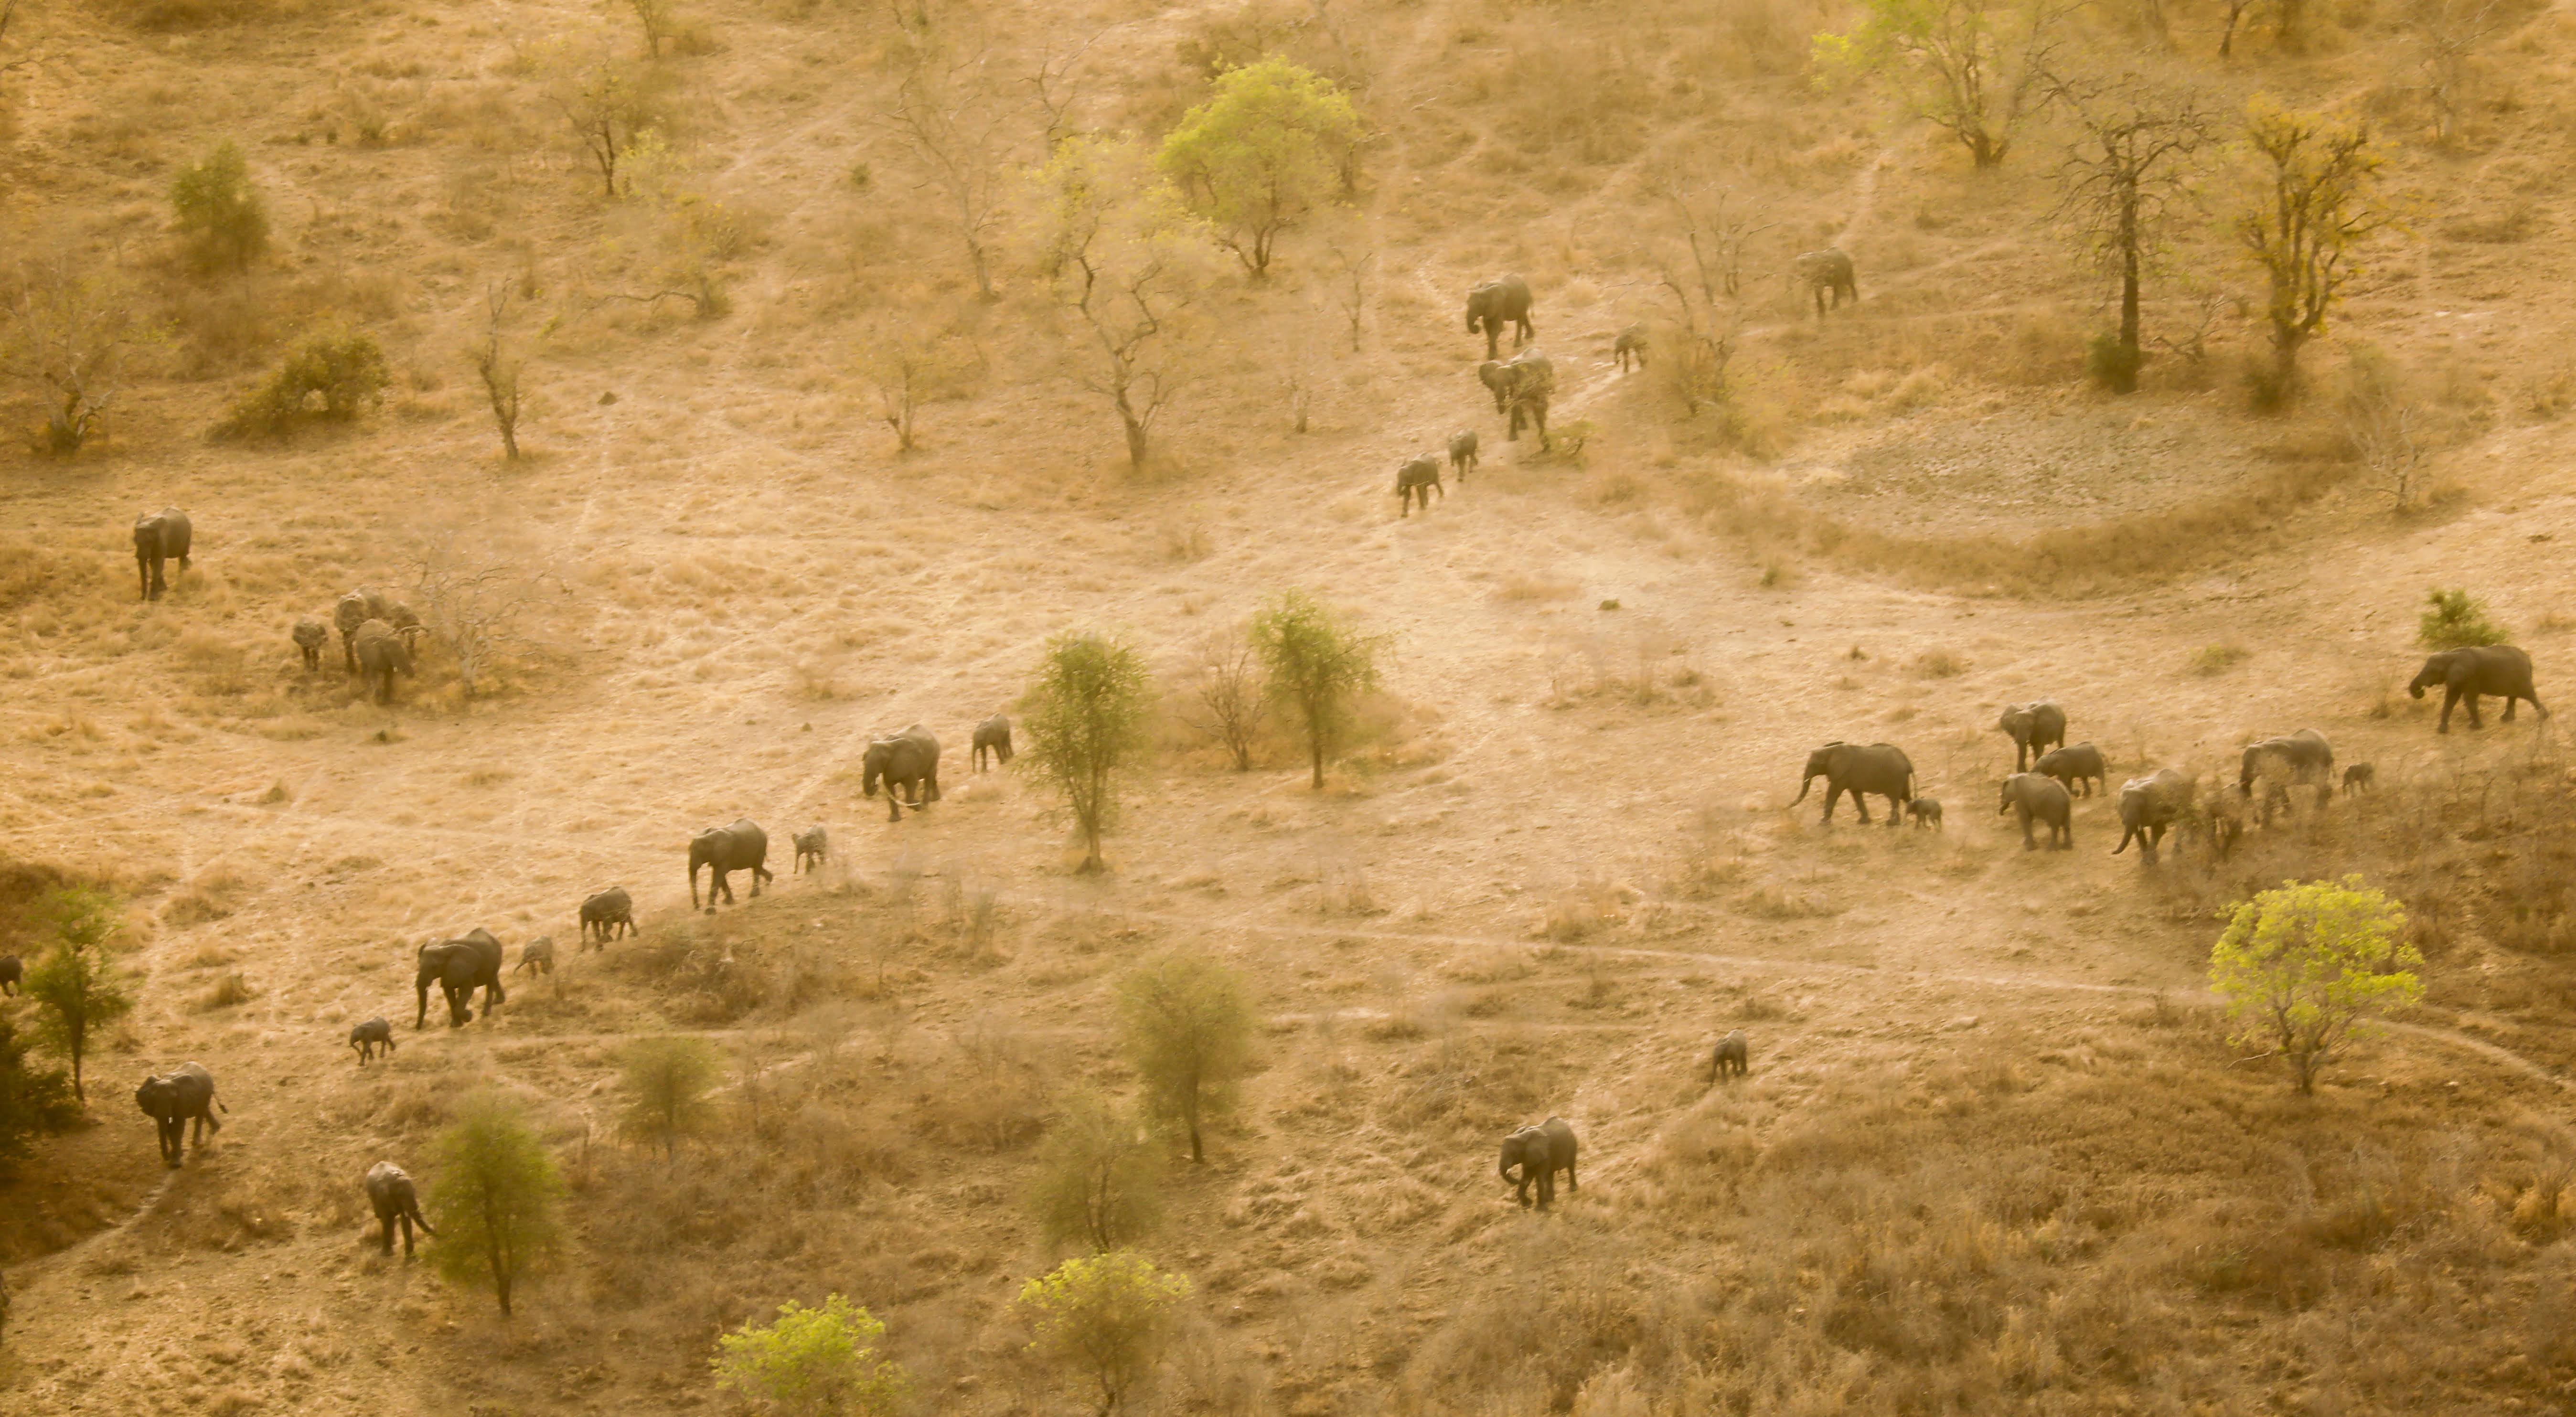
[1027,1092,1164,1252]
[1016,1251,1193,1417]
[22,885,133,1104]
[1018,631,1156,873]
[2208,876,2423,1094]
[0,1012,79,1174]
[1114,953,1253,1163]
[711,1295,909,1417]
[214,328,389,439]
[2417,587,2507,650]
[1251,589,1386,789]
[169,141,269,274]
[618,1033,723,1164]
[428,1094,566,1315]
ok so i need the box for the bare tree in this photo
[2417,0,2508,147]
[624,0,678,59]
[1178,624,1267,772]
[2343,356,2431,511]
[1322,235,1373,352]
[469,280,526,462]
[407,510,564,699]
[2,245,144,458]
[1640,170,1772,415]
[1029,25,1112,150]
[855,309,976,453]
[1815,0,2077,170]
[543,47,663,198]
[881,45,1014,300]
[2052,72,2212,392]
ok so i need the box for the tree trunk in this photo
[1185,1085,1203,1162]
[1309,731,1325,788]
[2114,186,2142,394]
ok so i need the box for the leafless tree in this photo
[469,281,526,462]
[855,310,976,453]
[407,511,564,700]
[1028,25,1112,149]
[882,43,1014,300]
[543,48,663,198]
[2051,72,2212,392]
[2,245,144,458]
[624,0,677,59]
[1323,238,1373,352]
[2417,0,2509,146]
[1640,170,1772,415]
[2343,359,2431,511]
[1032,138,1213,470]
[1179,625,1267,771]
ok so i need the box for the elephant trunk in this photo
[1791,774,1816,806]
[2113,822,2134,855]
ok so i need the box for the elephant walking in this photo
[2112,767,2196,864]
[1793,741,1915,826]
[2410,646,2546,733]
[863,725,942,822]
[1795,249,1858,316]
[580,886,635,946]
[415,928,506,1028]
[2034,743,2107,797]
[1998,702,2066,771]
[292,618,328,672]
[513,937,555,977]
[689,821,772,910]
[792,825,829,874]
[2342,764,2375,796]
[1708,1030,1748,1083]
[365,1161,437,1257]
[972,714,1015,771]
[348,1017,396,1063]
[1395,456,1443,516]
[133,509,193,602]
[334,590,419,674]
[1448,429,1479,480]
[2239,729,2334,819]
[136,1062,224,1167]
[1495,351,1554,446]
[1466,275,1534,361]
[1614,322,1648,373]
[1905,798,1944,830]
[1999,773,2074,850]
[352,619,424,705]
[1499,1117,1578,1210]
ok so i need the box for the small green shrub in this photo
[2417,588,2507,650]
[214,329,390,439]
[169,141,270,274]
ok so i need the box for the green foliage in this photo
[1156,56,1360,276]
[1812,0,2065,169]
[168,140,269,274]
[617,1033,723,1163]
[2417,588,2507,650]
[22,885,132,1103]
[1016,1251,1193,1416]
[2234,96,2389,390]
[0,1012,79,1173]
[427,1093,566,1315]
[1018,630,1156,872]
[1114,952,1252,1163]
[214,327,390,439]
[711,1294,910,1417]
[1249,588,1384,788]
[2208,876,2423,1094]
[1028,1091,1165,1251]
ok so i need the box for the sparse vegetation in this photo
[2417,587,2507,649]
[1113,951,1253,1164]
[1017,630,1155,873]
[1027,1091,1164,1251]
[1250,589,1385,789]
[427,1093,565,1316]
[710,1295,910,1417]
[2209,876,2423,1094]
[168,140,268,274]
[617,1033,722,1164]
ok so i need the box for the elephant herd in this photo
[1790,648,2546,865]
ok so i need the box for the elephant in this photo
[1708,1030,1748,1083]
[1614,322,1648,373]
[1496,351,1554,445]
[973,714,1015,771]
[689,820,772,909]
[365,1161,437,1257]
[513,936,555,978]
[1447,429,1479,480]
[133,509,193,602]
[1997,702,2067,771]
[1499,1117,1578,1210]
[1465,274,1534,361]
[580,886,635,947]
[0,955,17,996]
[334,589,419,674]
[2342,763,2375,796]
[2410,646,2547,733]
[1905,797,1944,830]
[793,825,830,874]
[1395,456,1443,516]
[136,1062,223,1168]
[2034,742,2108,797]
[414,928,506,1028]
[2239,728,2334,819]
[352,619,425,705]
[1795,248,1858,316]
[348,1017,396,1064]
[2112,767,2196,864]
[1999,773,2074,850]
[862,724,942,822]
[1477,359,1511,414]
[292,618,328,671]
[1793,741,1915,826]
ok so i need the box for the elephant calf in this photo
[793,825,829,874]
[1999,773,2073,851]
[1448,429,1478,481]
[972,714,1014,771]
[580,886,635,948]
[2342,763,2375,796]
[1905,798,1944,830]
[133,508,193,602]
[1709,1030,1748,1083]
[136,1062,224,1168]
[1614,322,1648,373]
[1499,1118,1578,1211]
[1395,457,1443,516]
[292,618,328,672]
[2034,743,2107,798]
[513,936,556,977]
[365,1161,437,1257]
[348,1017,396,1064]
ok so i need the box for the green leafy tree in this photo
[711,1294,910,1417]
[1250,588,1385,789]
[0,1012,79,1173]
[1156,57,1361,277]
[1813,0,2074,170]
[168,140,269,274]
[22,885,132,1103]
[2417,587,2507,650]
[215,326,391,438]
[1017,1251,1193,1417]
[617,1033,722,1164]
[2208,876,2423,1094]
[1028,1091,1165,1251]
[1114,953,1253,1163]
[427,1094,566,1315]
[1018,629,1156,873]
[2234,96,2391,393]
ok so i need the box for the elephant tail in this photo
[215,1097,229,1113]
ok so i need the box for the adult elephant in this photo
[1465,275,1534,361]
[1496,351,1553,445]
[2034,743,2107,797]
[2112,767,2196,864]
[1997,702,2066,771]
[580,885,635,946]
[352,619,424,705]
[1795,248,1858,316]
[2239,729,2334,818]
[2410,646,2547,733]
[414,928,506,1029]
[133,509,193,602]
[1998,772,2073,850]
[136,1062,223,1167]
[862,724,942,822]
[689,820,772,910]
[1498,1117,1578,1210]
[1792,741,1914,826]
[335,589,421,673]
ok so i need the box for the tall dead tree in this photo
[882,46,1013,300]
[469,280,526,462]
[1639,170,1772,415]
[2052,73,2211,392]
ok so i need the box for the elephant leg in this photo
[887,793,903,822]
[2467,693,2486,729]
[2439,686,2460,732]
[2021,810,2037,850]
[1564,1156,1576,1193]
[2504,693,2520,721]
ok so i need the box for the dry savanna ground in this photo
[8,0,2576,1412]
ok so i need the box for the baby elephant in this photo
[348,1017,396,1064]
[2034,743,2108,797]
[512,936,555,978]
[972,714,1014,771]
[1905,797,1944,830]
[291,618,328,672]
[1395,456,1443,516]
[1614,322,1648,373]
[1498,1117,1579,1211]
[364,1161,437,1257]
[1708,1029,1748,1083]
[2342,763,2375,796]
[793,825,830,874]
[1447,429,1479,481]
[1999,772,2074,851]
